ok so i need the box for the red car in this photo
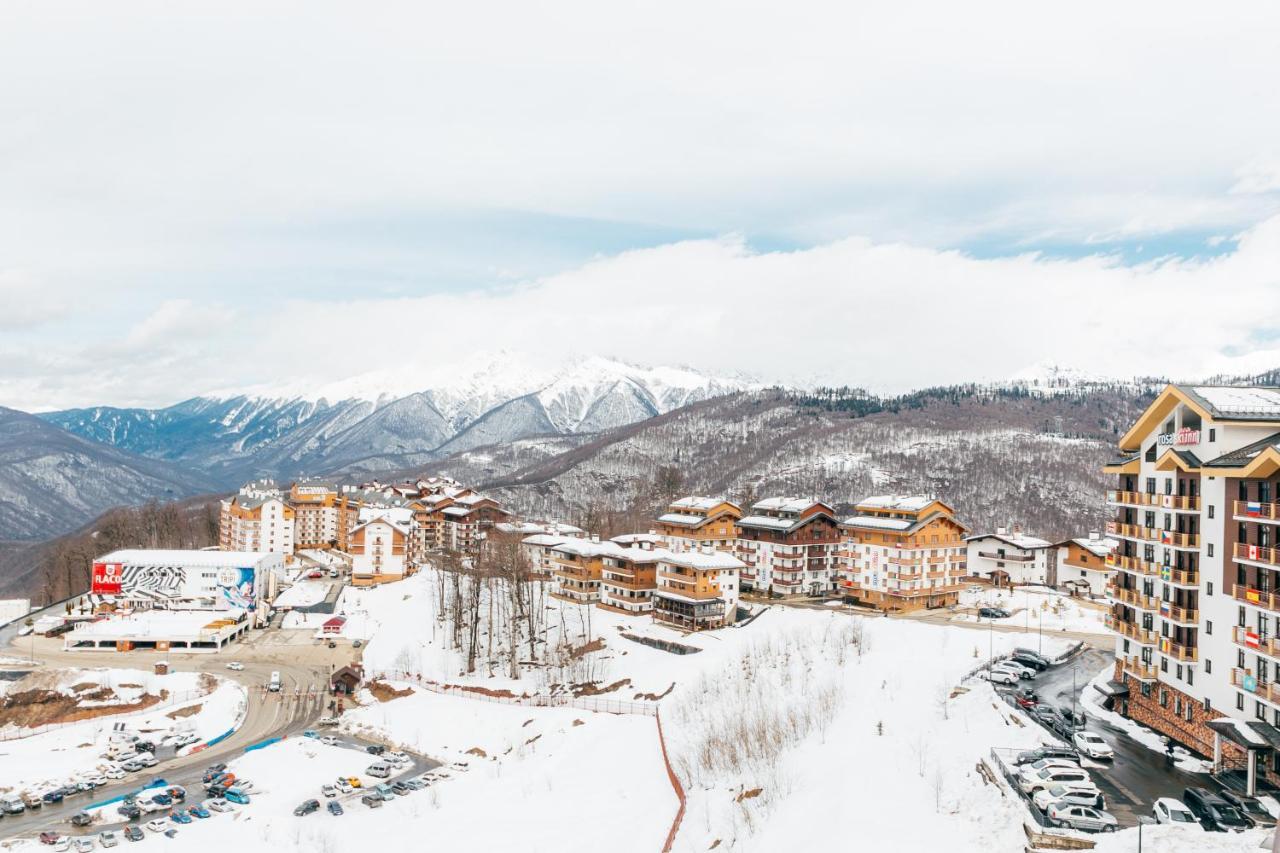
[39,832,60,845]
[1015,694,1038,710]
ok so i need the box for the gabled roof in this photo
[1155,448,1202,472]
[964,531,1052,550]
[1120,384,1280,452]
[1204,432,1280,477]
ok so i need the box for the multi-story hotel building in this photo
[288,480,350,550]
[1054,533,1117,597]
[653,547,744,631]
[219,482,295,556]
[1103,383,1280,790]
[838,496,968,612]
[349,512,412,586]
[598,540,664,616]
[736,498,841,596]
[654,497,742,553]
[964,527,1052,587]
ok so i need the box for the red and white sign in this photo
[1249,544,1261,562]
[91,562,123,594]
[1157,427,1201,447]
[1246,629,1261,650]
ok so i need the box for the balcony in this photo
[1106,554,1161,576]
[1231,668,1280,706]
[1161,639,1198,662]
[1233,585,1280,614]
[885,584,963,599]
[977,551,1033,562]
[1107,584,1159,611]
[1235,542,1280,568]
[1106,522,1199,549]
[1108,490,1200,511]
[1104,614,1156,645]
[1165,567,1200,587]
[1233,625,1280,659]
[600,575,654,591]
[1234,500,1280,523]
[1163,604,1199,625]
[1121,658,1158,681]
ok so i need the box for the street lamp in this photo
[1137,815,1155,852]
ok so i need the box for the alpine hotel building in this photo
[1104,384,1280,794]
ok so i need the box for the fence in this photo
[0,688,210,742]
[655,708,686,853]
[364,669,659,717]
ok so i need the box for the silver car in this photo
[1047,803,1119,833]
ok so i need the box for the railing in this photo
[1107,585,1159,611]
[1108,490,1200,511]
[1231,668,1280,706]
[1122,658,1158,681]
[1166,568,1200,586]
[1232,625,1280,658]
[1162,639,1198,662]
[1106,522,1199,548]
[1106,553,1161,576]
[1104,615,1156,645]
[1235,500,1280,522]
[1164,604,1199,624]
[1233,585,1280,613]
[977,551,1033,562]
[1236,542,1280,567]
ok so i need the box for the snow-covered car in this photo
[317,717,339,727]
[53,840,72,853]
[1019,766,1091,794]
[321,785,338,798]
[1033,783,1104,812]
[144,819,168,833]
[103,767,126,780]
[994,660,1036,679]
[1152,797,1197,825]
[98,832,119,849]
[1072,731,1114,760]
[137,753,158,768]
[205,799,232,813]
[73,838,95,853]
[225,662,244,671]
[1019,758,1079,778]
[1046,803,1118,833]
[388,751,411,765]
[982,668,1018,685]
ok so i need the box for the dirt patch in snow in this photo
[447,684,522,699]
[465,747,487,758]
[572,678,630,697]
[367,680,413,702]
[0,688,167,729]
[635,682,675,701]
[735,787,763,803]
[568,637,605,659]
[166,704,202,719]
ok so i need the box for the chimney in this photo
[591,534,600,543]
[1089,531,1100,541]
[648,529,657,536]
[997,526,1007,536]
[1012,523,1022,536]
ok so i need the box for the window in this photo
[1188,668,1194,686]
[1241,481,1250,501]
[1146,477,1156,494]
[1207,621,1213,635]
[1176,664,1183,681]
[1207,581,1214,596]
[1207,543,1214,558]
[1259,701,1268,721]
[1204,696,1212,712]
[1175,697,1183,714]
[1238,693,1246,711]
[1159,689,1168,707]
[1210,428,1216,442]
[1142,682,1153,698]
[1209,505,1215,519]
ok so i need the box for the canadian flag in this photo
[1249,544,1260,561]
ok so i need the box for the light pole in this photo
[1137,815,1154,852]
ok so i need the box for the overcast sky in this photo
[3,1,1280,411]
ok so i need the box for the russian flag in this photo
[1247,502,1263,517]
[1160,600,1171,617]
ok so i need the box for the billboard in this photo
[91,562,124,594]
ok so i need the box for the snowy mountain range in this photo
[39,356,752,486]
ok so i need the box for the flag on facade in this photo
[1247,501,1263,517]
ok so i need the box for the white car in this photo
[137,752,158,768]
[99,831,119,848]
[1072,731,1114,760]
[1020,766,1092,794]
[389,751,411,764]
[53,839,72,853]
[983,668,1019,685]
[145,818,168,833]
[206,799,232,813]
[1153,797,1198,825]
[1019,758,1079,778]
[74,839,95,853]
[320,736,339,746]
[226,662,245,671]
[1033,782,1104,811]
[103,767,126,780]
[335,780,352,794]
[996,660,1036,679]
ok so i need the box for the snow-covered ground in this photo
[956,585,1108,633]
[272,581,333,610]
[0,669,245,797]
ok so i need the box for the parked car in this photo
[1013,648,1053,668]
[388,751,411,764]
[169,810,192,825]
[117,803,141,820]
[122,827,144,843]
[294,799,321,817]
[979,607,1012,619]
[225,662,244,671]
[1072,731,1114,759]
[994,661,1035,679]
[98,831,119,849]
[104,767,126,780]
[404,779,424,790]
[52,840,71,853]
[224,788,250,805]
[205,799,232,813]
[73,839,95,853]
[983,668,1019,685]
[167,786,186,802]
[317,717,339,727]
[1019,766,1092,794]
[327,800,343,816]
[361,794,382,808]
[144,818,168,833]
[151,793,172,807]
[1219,789,1276,827]
[39,832,60,845]
[365,744,386,755]
[321,784,338,798]
[1031,705,1061,725]
[137,753,158,768]
[1046,803,1119,832]
[71,811,94,827]
[187,805,210,819]
[391,781,411,795]
[1033,783,1104,812]
[1183,787,1253,832]
[202,764,227,782]
[344,776,362,788]
[374,783,396,800]
[335,780,353,794]
[43,789,66,804]
[1152,796,1199,825]
[1051,716,1083,739]
[320,736,340,747]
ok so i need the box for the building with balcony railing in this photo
[652,547,744,631]
[735,498,841,597]
[653,497,742,555]
[964,526,1052,587]
[838,496,968,612]
[1054,532,1118,597]
[1101,382,1280,792]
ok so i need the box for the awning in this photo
[1208,718,1280,751]
[1093,680,1129,699]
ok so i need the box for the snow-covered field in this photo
[956,585,1108,633]
[0,669,245,797]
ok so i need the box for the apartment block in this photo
[736,498,841,596]
[219,482,295,556]
[349,512,412,586]
[1054,533,1117,597]
[1103,383,1280,792]
[654,497,742,553]
[964,526,1052,587]
[653,547,743,631]
[838,496,967,612]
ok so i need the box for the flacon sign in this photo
[1157,427,1201,447]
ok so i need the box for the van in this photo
[269,672,281,693]
[374,784,395,800]
[366,762,392,779]
[2,796,25,814]
[224,788,250,805]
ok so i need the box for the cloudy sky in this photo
[3,1,1280,411]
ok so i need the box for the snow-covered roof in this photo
[521,534,574,547]
[611,533,664,545]
[657,512,707,527]
[441,505,473,517]
[856,495,934,512]
[670,496,723,511]
[661,550,744,571]
[751,497,819,514]
[1071,536,1119,558]
[841,516,913,531]
[69,609,245,639]
[737,515,798,530]
[94,549,279,568]
[965,532,1052,550]
[1188,385,1280,417]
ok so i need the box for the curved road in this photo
[1,633,339,837]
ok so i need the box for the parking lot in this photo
[991,646,1215,830]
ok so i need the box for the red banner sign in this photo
[91,562,123,594]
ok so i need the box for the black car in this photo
[1183,786,1254,832]
[1013,649,1052,667]
[327,800,343,816]
[1031,705,1061,725]
[1015,745,1079,765]
[118,803,142,820]
[202,764,227,783]
[366,745,386,755]
[978,607,1011,619]
[1059,708,1087,728]
[134,741,155,754]
[293,799,321,817]
[206,784,228,798]
[1010,654,1049,673]
[1220,789,1275,827]
[42,789,65,804]
[1051,717,1082,739]
[391,781,411,795]
[124,826,145,842]
[70,811,93,827]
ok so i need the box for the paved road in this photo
[0,633,339,836]
[1017,647,1210,827]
